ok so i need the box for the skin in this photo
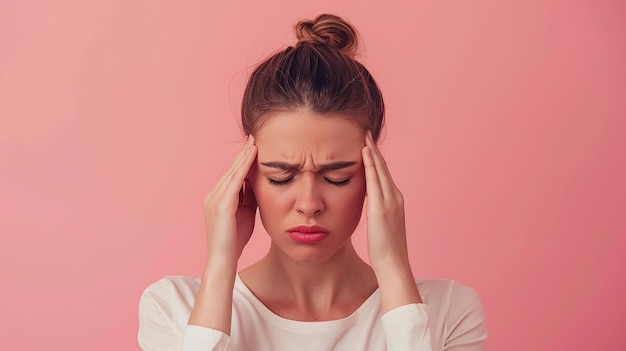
[189,110,422,333]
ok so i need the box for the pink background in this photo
[1,1,625,350]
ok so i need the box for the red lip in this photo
[287,225,330,234]
[286,225,330,244]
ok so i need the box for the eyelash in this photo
[267,178,293,186]
[267,177,351,187]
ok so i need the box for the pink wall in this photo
[1,1,624,350]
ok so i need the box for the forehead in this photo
[255,111,365,160]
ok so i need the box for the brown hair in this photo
[241,14,385,142]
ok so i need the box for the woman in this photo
[138,14,487,351]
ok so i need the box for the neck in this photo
[267,241,371,289]
[239,241,378,321]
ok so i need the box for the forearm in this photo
[375,259,422,313]
[188,261,237,335]
[377,261,431,351]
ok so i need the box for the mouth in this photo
[286,225,330,244]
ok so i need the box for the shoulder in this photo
[141,276,201,302]
[139,275,201,318]
[415,278,487,346]
[416,278,483,310]
[138,276,202,346]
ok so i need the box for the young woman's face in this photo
[249,110,366,264]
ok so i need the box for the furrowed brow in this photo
[259,161,358,171]
[319,161,358,170]
[259,162,299,170]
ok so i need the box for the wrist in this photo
[205,250,239,271]
[371,255,412,279]
[202,259,238,283]
[189,260,238,334]
[374,261,422,313]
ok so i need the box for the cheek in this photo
[251,175,289,213]
[324,185,365,236]
[251,178,295,235]
[328,176,366,214]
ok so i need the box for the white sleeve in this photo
[380,281,487,351]
[381,303,433,351]
[138,277,230,351]
[182,325,230,351]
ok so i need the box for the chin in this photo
[273,240,354,266]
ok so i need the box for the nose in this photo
[294,175,324,217]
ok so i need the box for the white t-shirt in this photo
[138,275,486,351]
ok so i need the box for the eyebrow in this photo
[259,161,358,171]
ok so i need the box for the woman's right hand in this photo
[203,135,258,268]
[189,135,257,334]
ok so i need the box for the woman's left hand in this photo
[362,130,422,311]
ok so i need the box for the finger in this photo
[219,136,255,186]
[365,131,397,198]
[212,136,256,199]
[365,130,393,179]
[223,139,258,201]
[206,139,255,217]
[362,145,383,203]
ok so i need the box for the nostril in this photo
[295,199,324,216]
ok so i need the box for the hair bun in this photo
[294,14,359,58]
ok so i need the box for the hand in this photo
[203,135,258,268]
[362,131,410,271]
[190,136,257,332]
[362,131,422,310]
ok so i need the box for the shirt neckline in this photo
[234,273,382,333]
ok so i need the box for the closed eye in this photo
[267,177,294,186]
[267,176,351,186]
[325,177,351,186]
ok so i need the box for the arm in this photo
[188,135,258,333]
[362,130,422,313]
[362,132,486,350]
[362,131,431,350]
[138,136,258,351]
